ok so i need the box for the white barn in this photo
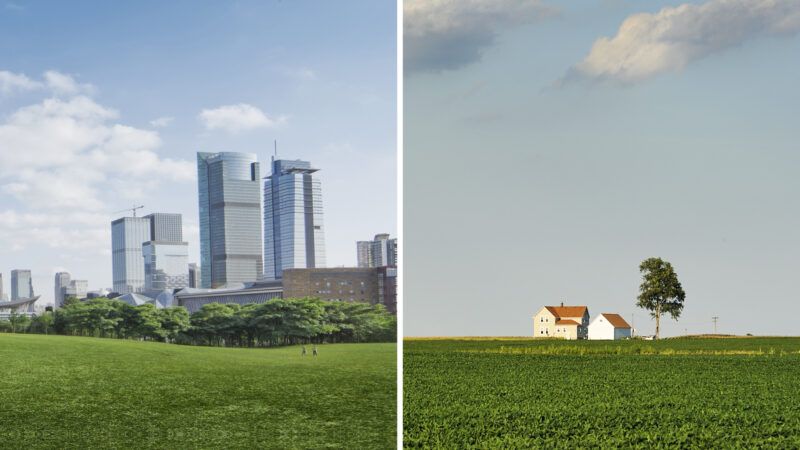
[588,313,632,340]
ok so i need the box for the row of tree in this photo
[0,297,396,347]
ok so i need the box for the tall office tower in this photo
[54,272,71,308]
[356,234,398,268]
[111,217,150,294]
[188,263,200,288]
[197,152,263,288]
[144,213,182,242]
[263,158,326,280]
[143,241,189,291]
[11,269,33,300]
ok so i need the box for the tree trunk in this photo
[655,303,661,339]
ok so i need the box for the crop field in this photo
[0,334,395,449]
[404,337,800,448]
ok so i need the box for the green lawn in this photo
[0,334,395,449]
[404,337,800,449]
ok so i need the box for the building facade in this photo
[10,269,33,300]
[188,263,200,288]
[111,217,151,294]
[283,267,396,313]
[263,158,326,280]
[533,304,590,340]
[142,241,189,291]
[588,313,632,340]
[145,213,183,242]
[198,152,263,288]
[175,281,282,313]
[54,272,71,308]
[356,233,397,268]
[62,280,88,301]
[0,273,5,301]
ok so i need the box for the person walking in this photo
[301,345,307,356]
[312,345,318,357]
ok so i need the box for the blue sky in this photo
[404,0,800,337]
[0,1,396,304]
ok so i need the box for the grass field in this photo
[404,337,800,448]
[0,334,395,449]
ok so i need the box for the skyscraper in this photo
[356,233,398,268]
[197,152,263,288]
[54,272,71,308]
[111,217,150,294]
[188,263,200,288]
[11,269,33,300]
[263,158,326,280]
[144,213,183,242]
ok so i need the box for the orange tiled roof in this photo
[555,319,579,326]
[545,305,588,319]
[601,313,631,329]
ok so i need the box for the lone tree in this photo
[636,257,686,339]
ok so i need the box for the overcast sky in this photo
[0,0,396,304]
[405,0,800,337]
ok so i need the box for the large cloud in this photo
[0,70,194,255]
[569,0,800,84]
[405,0,556,74]
[199,103,285,133]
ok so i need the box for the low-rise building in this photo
[588,313,632,340]
[174,281,283,314]
[533,303,590,340]
[283,267,396,313]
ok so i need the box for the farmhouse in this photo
[533,303,589,340]
[588,313,632,340]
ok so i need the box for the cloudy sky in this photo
[0,1,396,304]
[405,0,800,336]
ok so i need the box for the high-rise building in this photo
[197,152,263,288]
[188,263,200,288]
[144,213,183,242]
[0,273,5,301]
[356,233,398,268]
[143,241,189,291]
[54,272,71,308]
[263,158,326,280]
[11,269,33,300]
[111,217,150,294]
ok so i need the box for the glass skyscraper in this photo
[111,217,150,294]
[263,158,326,280]
[143,241,189,291]
[10,269,33,300]
[145,213,183,242]
[54,271,71,308]
[197,152,263,288]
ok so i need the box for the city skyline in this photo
[0,1,396,306]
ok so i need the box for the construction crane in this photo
[113,204,144,217]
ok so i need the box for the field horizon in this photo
[0,334,396,449]
[405,337,800,448]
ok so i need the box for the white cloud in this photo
[198,103,285,133]
[405,0,556,73]
[569,0,800,84]
[0,75,195,252]
[0,70,41,95]
[149,116,174,127]
[43,70,95,96]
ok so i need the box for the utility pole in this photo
[712,316,719,334]
[631,313,635,337]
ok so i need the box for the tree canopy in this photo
[2,297,395,348]
[636,257,686,339]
